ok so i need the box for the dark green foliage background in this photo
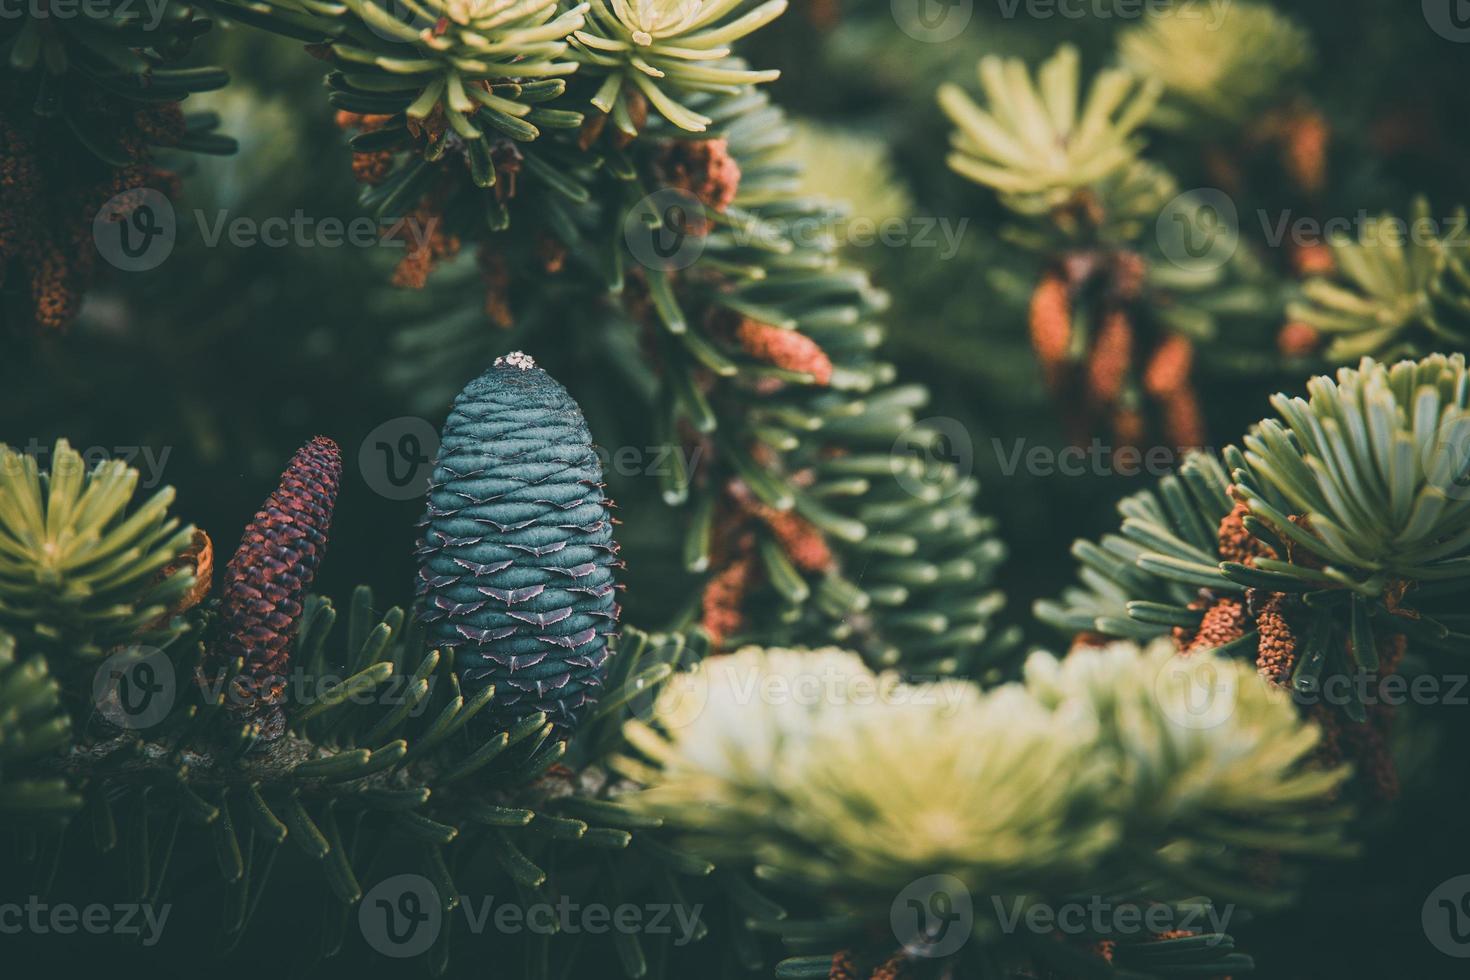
[3,2,1470,977]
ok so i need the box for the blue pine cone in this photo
[414,352,621,733]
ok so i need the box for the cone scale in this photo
[415,352,621,733]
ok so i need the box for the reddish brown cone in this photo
[2,94,183,331]
[207,436,342,739]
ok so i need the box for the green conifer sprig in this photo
[1034,450,1237,642]
[15,578,716,973]
[1025,643,1355,884]
[0,631,79,819]
[1037,354,1470,722]
[205,4,1013,677]
[0,440,197,661]
[627,642,1350,974]
[2,0,235,165]
[2,1,227,102]
[1236,353,1470,585]
[1118,1,1313,130]
[650,87,1016,670]
[314,0,590,139]
[368,81,1018,676]
[571,0,787,132]
[1287,199,1470,361]
[938,45,1161,217]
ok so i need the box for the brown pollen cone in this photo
[808,0,840,28]
[700,547,758,649]
[1278,106,1330,196]
[1029,270,1072,388]
[1278,320,1321,358]
[2,94,183,331]
[1185,596,1249,654]
[700,490,771,649]
[1086,308,1134,406]
[335,112,395,185]
[1218,500,1275,565]
[828,951,861,980]
[1290,241,1335,277]
[1143,334,1205,450]
[736,317,833,385]
[1253,592,1298,687]
[1181,503,1276,654]
[145,529,215,630]
[478,246,514,328]
[869,955,910,980]
[755,507,834,573]
[387,188,460,289]
[654,137,742,216]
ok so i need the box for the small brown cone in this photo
[1029,271,1072,388]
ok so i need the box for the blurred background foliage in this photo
[744,0,1470,612]
[3,2,1470,975]
[5,0,1470,634]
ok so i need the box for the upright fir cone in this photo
[206,437,342,741]
[414,352,621,735]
